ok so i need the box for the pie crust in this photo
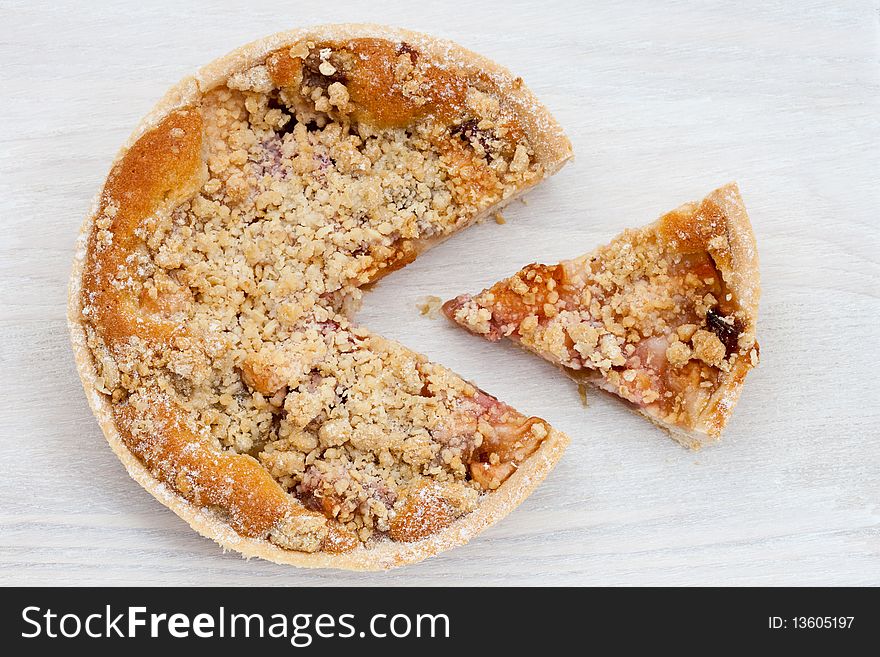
[68,25,572,569]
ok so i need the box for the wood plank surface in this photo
[0,0,877,585]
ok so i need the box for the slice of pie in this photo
[444,184,760,448]
[69,25,572,569]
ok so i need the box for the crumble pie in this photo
[69,25,572,569]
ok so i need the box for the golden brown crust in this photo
[656,184,759,321]
[112,392,357,551]
[196,24,572,168]
[81,109,204,345]
[702,183,761,322]
[445,183,760,447]
[281,38,469,129]
[69,25,572,569]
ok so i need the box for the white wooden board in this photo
[1,0,878,586]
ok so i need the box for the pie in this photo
[68,25,572,569]
[444,184,760,447]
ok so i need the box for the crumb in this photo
[665,340,692,368]
[577,383,589,407]
[417,295,443,318]
[691,329,726,367]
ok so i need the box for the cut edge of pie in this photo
[444,183,760,449]
[68,24,572,570]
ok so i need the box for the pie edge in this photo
[648,182,761,447]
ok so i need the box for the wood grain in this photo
[0,0,878,586]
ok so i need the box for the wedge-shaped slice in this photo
[444,183,760,447]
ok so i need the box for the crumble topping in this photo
[80,37,565,552]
